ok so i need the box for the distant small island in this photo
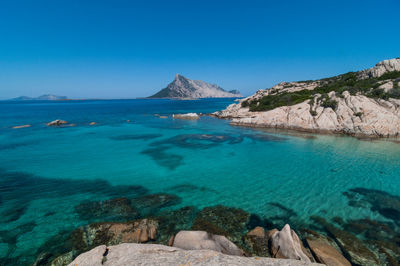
[148,74,242,99]
[8,94,68,101]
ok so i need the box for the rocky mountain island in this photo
[215,58,400,137]
[149,74,242,98]
[9,94,68,101]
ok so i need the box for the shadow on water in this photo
[167,183,219,194]
[0,169,149,224]
[0,168,187,265]
[141,132,286,170]
[141,146,184,170]
[109,133,163,141]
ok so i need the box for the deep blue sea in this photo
[1,98,400,265]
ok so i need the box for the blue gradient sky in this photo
[0,0,399,99]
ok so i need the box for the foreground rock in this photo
[312,216,379,265]
[70,219,158,253]
[270,224,311,262]
[244,226,271,257]
[172,230,244,256]
[304,230,350,266]
[172,113,200,120]
[47,120,68,126]
[69,243,321,266]
[214,58,400,137]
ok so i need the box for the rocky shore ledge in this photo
[29,191,399,266]
[214,58,400,137]
[69,243,321,266]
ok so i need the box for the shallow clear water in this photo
[1,99,400,264]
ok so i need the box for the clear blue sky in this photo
[0,0,399,99]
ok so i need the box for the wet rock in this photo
[156,206,197,244]
[70,219,158,254]
[311,216,379,265]
[74,197,139,222]
[244,227,270,257]
[49,252,75,266]
[270,224,311,262]
[342,218,395,241]
[173,230,244,256]
[47,120,68,126]
[134,193,181,216]
[191,205,250,246]
[366,240,400,266]
[304,230,350,266]
[247,226,265,238]
[32,252,53,266]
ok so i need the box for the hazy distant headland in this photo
[8,94,68,101]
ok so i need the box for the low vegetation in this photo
[243,71,400,112]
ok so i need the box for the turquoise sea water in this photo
[1,99,400,265]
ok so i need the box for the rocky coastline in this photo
[214,58,400,138]
[27,187,400,266]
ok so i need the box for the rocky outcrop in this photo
[47,120,68,126]
[217,91,400,137]
[304,230,350,266]
[70,219,158,253]
[172,113,200,120]
[270,224,311,262]
[149,74,242,98]
[69,243,322,266]
[358,58,400,79]
[172,230,244,256]
[311,216,379,265]
[215,58,400,137]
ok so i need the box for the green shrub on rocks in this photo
[247,71,400,112]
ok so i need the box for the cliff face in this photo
[149,74,242,98]
[215,58,400,137]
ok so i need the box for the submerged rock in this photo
[69,243,321,266]
[244,226,270,257]
[191,205,250,246]
[70,219,158,253]
[47,120,68,126]
[134,193,182,216]
[344,187,400,225]
[74,197,139,221]
[311,216,379,265]
[172,230,244,256]
[304,230,350,266]
[270,224,311,262]
[156,206,198,244]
